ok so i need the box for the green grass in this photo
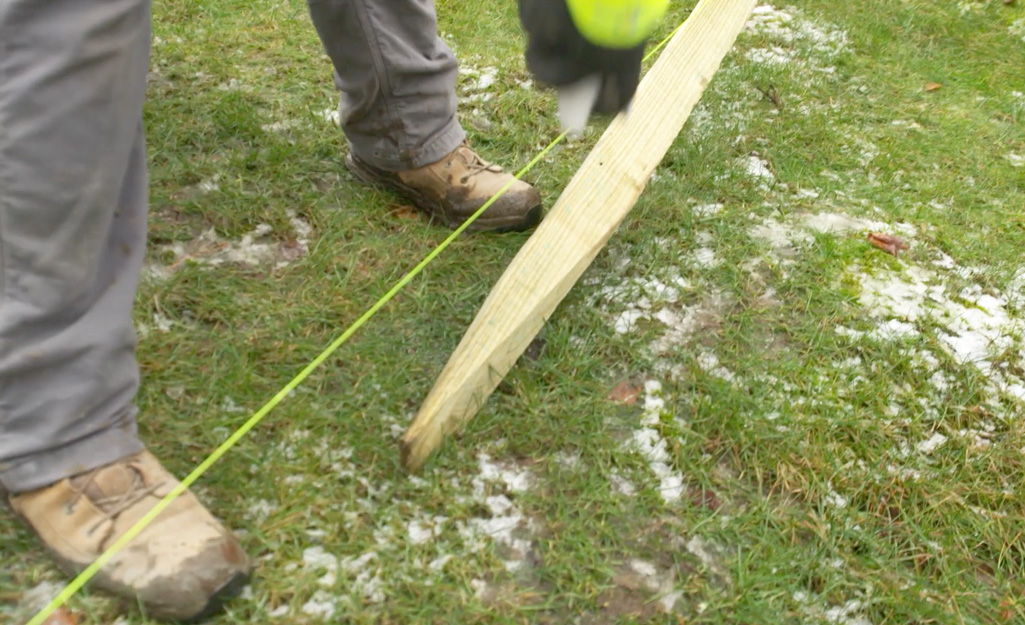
[3,1,1025,624]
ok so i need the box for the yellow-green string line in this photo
[27,15,689,624]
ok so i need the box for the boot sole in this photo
[179,569,251,624]
[344,154,543,234]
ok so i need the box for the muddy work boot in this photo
[346,142,544,233]
[8,451,251,622]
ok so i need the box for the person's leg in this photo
[0,0,149,493]
[306,0,463,171]
[0,0,250,619]
[306,0,544,232]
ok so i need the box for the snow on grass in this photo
[742,154,775,189]
[197,174,221,193]
[459,65,499,104]
[1011,18,1025,43]
[254,442,542,620]
[692,202,725,218]
[458,453,539,573]
[794,591,874,625]
[627,381,686,504]
[320,106,340,126]
[7,581,65,624]
[610,469,637,496]
[848,259,1025,404]
[144,210,312,282]
[617,558,683,612]
[743,3,849,73]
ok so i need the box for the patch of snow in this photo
[803,212,916,238]
[1008,269,1025,310]
[624,559,682,611]
[553,450,582,469]
[153,312,174,332]
[794,591,874,625]
[651,290,729,355]
[470,578,491,600]
[743,154,775,187]
[340,552,385,603]
[836,319,918,341]
[847,254,1025,416]
[455,454,539,573]
[221,396,246,413]
[320,107,340,126]
[917,433,948,455]
[407,516,447,545]
[477,453,531,492]
[630,559,658,577]
[630,381,686,503]
[145,213,312,281]
[301,590,336,619]
[696,350,736,382]
[750,216,814,249]
[262,119,302,133]
[303,546,339,586]
[247,498,277,521]
[744,4,849,81]
[746,45,793,65]
[428,555,453,571]
[197,174,221,193]
[693,247,721,268]
[692,202,724,217]
[1011,18,1025,42]
[685,536,721,570]
[824,486,848,509]
[614,309,646,334]
[855,264,1022,377]
[610,469,637,496]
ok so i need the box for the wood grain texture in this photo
[400,0,757,472]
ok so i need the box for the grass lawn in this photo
[4,1,1025,624]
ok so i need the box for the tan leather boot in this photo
[8,451,251,622]
[346,142,544,233]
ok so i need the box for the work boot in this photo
[346,142,544,233]
[8,451,251,622]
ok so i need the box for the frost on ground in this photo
[459,64,499,104]
[795,591,874,625]
[628,381,686,504]
[5,580,65,624]
[1011,18,1025,43]
[846,259,1025,404]
[143,210,312,283]
[683,2,851,143]
[256,432,542,620]
[744,4,849,75]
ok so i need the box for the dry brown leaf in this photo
[608,380,642,405]
[924,82,942,92]
[688,486,723,511]
[40,606,79,625]
[867,232,910,256]
[389,204,419,220]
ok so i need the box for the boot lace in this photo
[457,144,502,184]
[67,464,164,536]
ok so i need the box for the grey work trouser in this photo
[0,0,465,493]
